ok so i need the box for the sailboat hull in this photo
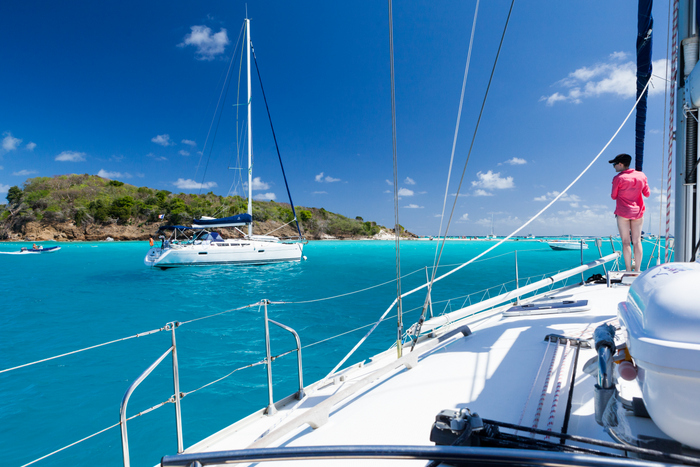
[547,241,589,250]
[144,239,303,268]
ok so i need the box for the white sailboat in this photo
[486,212,496,239]
[144,18,304,269]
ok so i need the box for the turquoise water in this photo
[0,238,665,466]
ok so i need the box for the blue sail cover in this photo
[192,213,253,228]
[635,0,653,172]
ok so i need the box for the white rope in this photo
[410,77,654,293]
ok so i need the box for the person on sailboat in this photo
[609,153,650,272]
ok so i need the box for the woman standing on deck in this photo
[610,153,650,272]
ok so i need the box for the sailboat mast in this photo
[246,18,253,238]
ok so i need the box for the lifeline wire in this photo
[270,266,425,305]
[0,327,165,374]
[20,397,171,467]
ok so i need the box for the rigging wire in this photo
[223,33,249,206]
[250,43,303,238]
[412,0,514,350]
[194,23,245,189]
[388,0,403,358]
[198,47,239,195]
[432,0,480,271]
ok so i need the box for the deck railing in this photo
[120,322,183,467]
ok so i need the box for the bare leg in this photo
[616,216,633,271]
[630,216,644,272]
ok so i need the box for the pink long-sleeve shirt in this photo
[611,169,650,219]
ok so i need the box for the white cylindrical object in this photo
[683,36,699,78]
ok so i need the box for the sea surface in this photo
[0,238,667,466]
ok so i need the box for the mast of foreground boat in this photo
[246,17,254,238]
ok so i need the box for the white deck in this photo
[173,280,673,465]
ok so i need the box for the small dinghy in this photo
[0,246,62,255]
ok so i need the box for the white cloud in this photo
[404,204,423,209]
[385,179,393,186]
[404,177,416,185]
[254,192,277,201]
[55,151,86,162]
[152,134,175,146]
[610,51,629,61]
[179,26,229,61]
[12,170,37,176]
[541,55,668,105]
[473,189,493,197]
[471,170,514,190]
[173,178,218,190]
[504,157,526,165]
[98,169,132,179]
[26,142,36,151]
[146,152,167,161]
[181,139,196,146]
[315,172,340,183]
[459,213,469,221]
[0,184,9,193]
[243,177,270,191]
[312,191,327,194]
[534,190,582,207]
[398,187,414,197]
[179,150,190,156]
[2,132,22,151]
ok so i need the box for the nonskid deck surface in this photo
[173,282,671,466]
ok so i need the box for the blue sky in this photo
[0,1,674,236]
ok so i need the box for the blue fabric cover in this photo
[635,0,653,172]
[192,214,252,226]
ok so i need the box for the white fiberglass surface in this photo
[186,283,630,466]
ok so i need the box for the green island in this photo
[1,174,414,241]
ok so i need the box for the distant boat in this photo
[547,240,588,251]
[0,245,61,255]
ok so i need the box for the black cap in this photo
[608,153,631,166]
